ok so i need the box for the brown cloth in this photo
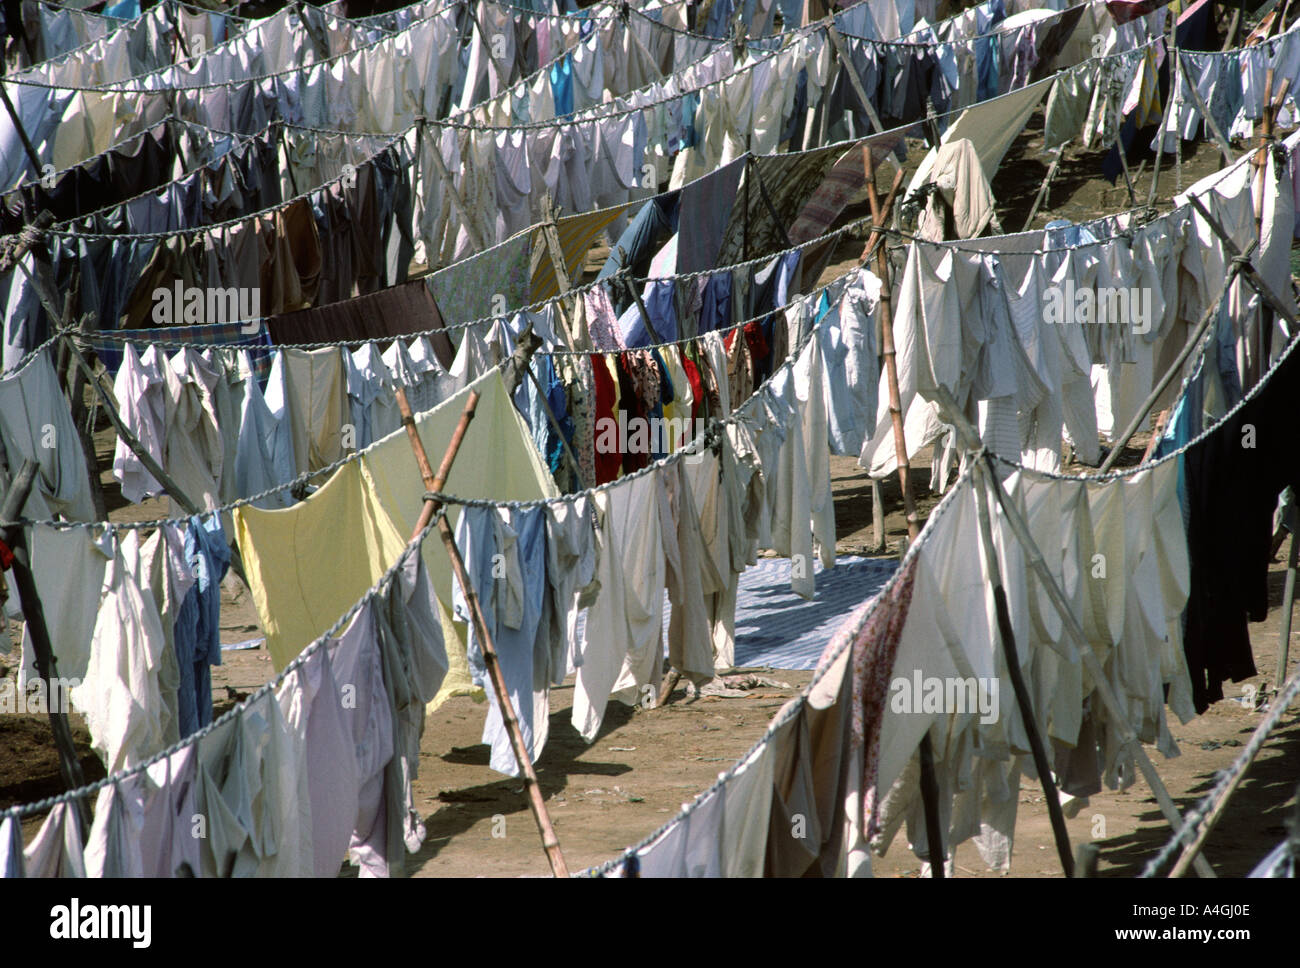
[265,278,455,368]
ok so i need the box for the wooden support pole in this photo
[539,192,582,348]
[1187,194,1299,335]
[860,137,944,875]
[862,145,920,542]
[522,346,589,491]
[969,460,1075,876]
[615,263,664,345]
[870,478,886,553]
[393,385,570,877]
[1023,149,1063,232]
[826,24,891,140]
[1173,31,1183,189]
[0,459,92,836]
[751,160,795,250]
[1097,244,1254,473]
[1073,842,1100,877]
[463,1,517,97]
[1146,47,1179,209]
[1177,51,1236,165]
[1113,101,1139,208]
[929,382,1217,878]
[1278,532,1299,692]
[917,730,945,877]
[426,143,487,254]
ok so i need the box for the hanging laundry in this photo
[0,349,96,520]
[21,801,86,878]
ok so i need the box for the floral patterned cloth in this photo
[816,553,919,841]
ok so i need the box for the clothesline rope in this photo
[584,291,1300,871]
[580,452,979,876]
[4,0,460,92]
[0,262,861,822]
[14,262,861,530]
[0,512,440,821]
[16,125,415,241]
[1138,661,1300,877]
[60,122,393,227]
[78,205,880,347]
[6,29,1163,245]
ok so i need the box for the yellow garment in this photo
[233,459,408,672]
[529,206,626,300]
[234,370,558,708]
[362,370,558,707]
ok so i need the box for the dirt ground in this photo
[2,113,1297,877]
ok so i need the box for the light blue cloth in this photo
[619,278,678,347]
[453,507,548,776]
[236,351,296,509]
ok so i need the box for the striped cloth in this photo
[89,322,275,380]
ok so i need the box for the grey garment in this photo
[676,154,746,274]
[0,348,96,520]
[0,85,72,194]
[22,801,85,878]
[1044,62,1092,149]
[368,553,448,876]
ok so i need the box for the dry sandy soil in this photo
[2,117,1297,878]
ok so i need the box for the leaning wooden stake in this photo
[859,140,948,874]
[393,385,570,877]
[1023,149,1063,232]
[1097,243,1254,473]
[862,145,920,542]
[969,458,1075,876]
[930,383,1217,878]
[0,460,92,836]
[1277,532,1299,695]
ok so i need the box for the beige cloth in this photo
[917,138,997,241]
[282,347,351,474]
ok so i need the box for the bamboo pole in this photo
[862,146,920,541]
[859,138,948,874]
[1187,194,1299,334]
[970,459,1075,875]
[929,383,1218,878]
[1277,532,1298,692]
[0,79,44,180]
[1023,149,1063,232]
[1177,51,1236,165]
[1146,47,1179,208]
[393,385,569,877]
[917,730,945,877]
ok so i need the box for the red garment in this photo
[741,320,770,367]
[590,354,622,485]
[681,355,704,424]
